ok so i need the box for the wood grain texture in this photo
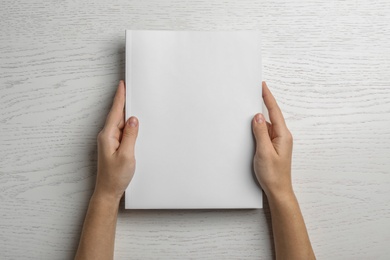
[1,0,390,259]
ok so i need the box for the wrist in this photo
[91,189,122,207]
[265,186,295,204]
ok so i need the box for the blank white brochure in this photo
[125,30,263,209]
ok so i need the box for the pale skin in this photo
[75,81,315,260]
[253,82,315,260]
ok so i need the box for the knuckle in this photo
[254,127,268,139]
[285,131,293,144]
[254,152,262,161]
[258,125,269,134]
[97,130,105,142]
[123,131,135,138]
[118,151,136,163]
[123,129,137,139]
[97,129,110,144]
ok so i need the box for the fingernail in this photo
[255,114,264,124]
[128,117,138,127]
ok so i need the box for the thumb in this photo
[119,116,139,157]
[252,113,273,154]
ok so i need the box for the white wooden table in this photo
[1,1,389,259]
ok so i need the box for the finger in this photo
[262,82,288,137]
[118,116,139,158]
[252,113,274,155]
[266,121,273,138]
[105,80,126,130]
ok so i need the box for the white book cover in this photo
[125,30,263,209]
